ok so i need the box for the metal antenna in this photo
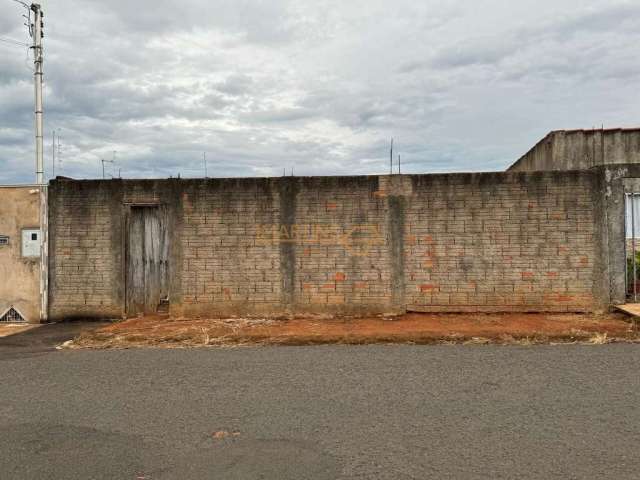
[390,138,393,175]
[203,152,207,178]
[101,158,114,179]
[602,124,605,165]
[57,131,61,170]
[398,154,401,174]
[50,128,61,176]
[51,130,55,178]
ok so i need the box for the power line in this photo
[0,36,29,47]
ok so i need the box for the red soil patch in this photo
[71,312,639,348]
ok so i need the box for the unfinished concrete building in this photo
[508,128,640,172]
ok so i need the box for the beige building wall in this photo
[0,186,41,323]
[508,128,640,172]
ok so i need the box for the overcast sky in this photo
[1,0,639,183]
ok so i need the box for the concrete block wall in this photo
[178,179,281,316]
[48,181,123,319]
[403,171,596,312]
[180,177,396,316]
[290,176,391,313]
[48,170,604,320]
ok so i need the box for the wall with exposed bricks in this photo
[178,179,280,316]
[48,181,124,319]
[290,177,391,312]
[403,171,596,312]
[48,169,605,320]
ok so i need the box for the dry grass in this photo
[588,332,610,345]
[64,312,640,350]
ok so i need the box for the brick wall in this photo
[48,170,600,320]
[291,177,391,312]
[404,171,595,312]
[178,179,281,316]
[49,181,122,319]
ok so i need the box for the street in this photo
[1,328,639,479]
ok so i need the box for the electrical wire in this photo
[11,0,30,8]
[0,36,29,47]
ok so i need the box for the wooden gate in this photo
[126,206,169,316]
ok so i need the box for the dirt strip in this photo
[68,312,640,349]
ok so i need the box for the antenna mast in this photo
[101,158,114,179]
[51,130,55,178]
[203,152,207,178]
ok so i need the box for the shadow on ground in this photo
[0,321,108,360]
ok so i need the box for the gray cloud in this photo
[0,0,639,184]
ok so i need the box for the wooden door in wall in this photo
[126,206,169,316]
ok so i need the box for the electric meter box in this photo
[22,229,41,258]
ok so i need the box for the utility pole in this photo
[389,138,393,175]
[31,3,44,185]
[8,1,50,321]
[18,2,49,322]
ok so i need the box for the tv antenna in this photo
[101,158,114,179]
[203,152,207,178]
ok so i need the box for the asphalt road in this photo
[1,327,639,479]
